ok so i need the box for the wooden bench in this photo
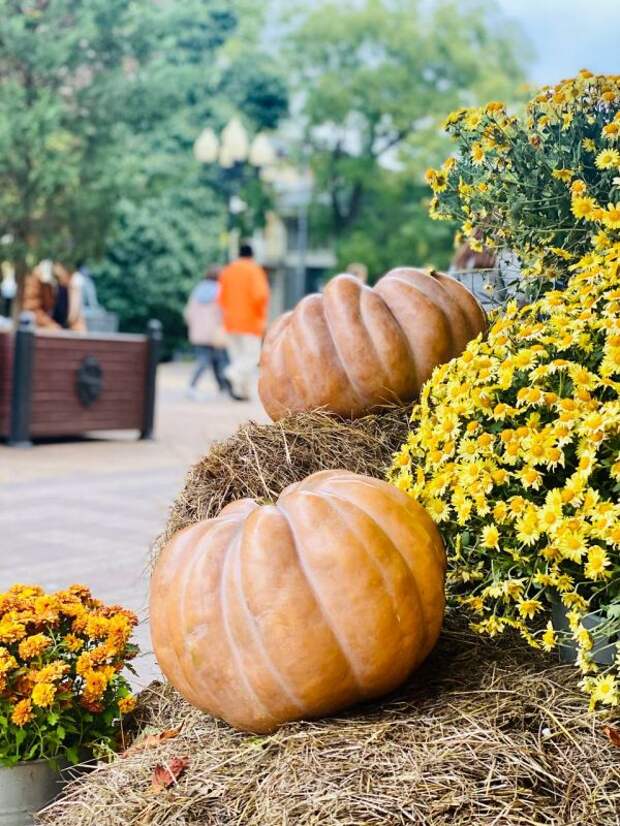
[0,315,161,446]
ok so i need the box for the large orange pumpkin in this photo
[259,267,487,420]
[150,470,446,733]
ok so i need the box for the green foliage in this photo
[0,0,158,268]
[90,2,287,353]
[0,0,287,349]
[282,0,530,275]
[332,174,455,280]
[426,72,620,278]
[94,189,225,357]
[0,584,138,767]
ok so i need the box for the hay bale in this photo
[37,612,620,826]
[156,406,411,555]
[37,409,618,824]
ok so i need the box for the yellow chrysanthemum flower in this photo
[471,143,485,165]
[31,682,56,708]
[601,202,620,229]
[18,633,51,660]
[390,240,620,712]
[11,699,34,727]
[118,695,137,715]
[602,122,619,141]
[571,195,598,219]
[541,622,557,652]
[590,674,618,706]
[552,168,573,182]
[481,525,499,549]
[595,148,620,170]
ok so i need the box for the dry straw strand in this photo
[36,407,620,825]
[37,614,620,826]
[154,406,412,559]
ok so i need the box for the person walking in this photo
[218,242,270,401]
[185,266,231,399]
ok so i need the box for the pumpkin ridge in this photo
[310,489,429,658]
[428,273,475,347]
[351,480,447,574]
[362,285,416,378]
[374,277,449,394]
[219,523,278,726]
[358,288,409,405]
[385,272,460,356]
[314,476,447,638]
[431,272,476,341]
[234,509,306,715]
[321,286,368,408]
[182,524,236,717]
[314,492,425,660]
[313,299,362,409]
[289,296,351,409]
[433,271,487,337]
[276,501,365,695]
[259,333,290,417]
[166,522,218,706]
[284,312,312,406]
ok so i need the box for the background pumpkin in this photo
[259,268,487,420]
[150,470,446,733]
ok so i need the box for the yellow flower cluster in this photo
[426,71,620,276]
[390,243,620,709]
[0,584,138,765]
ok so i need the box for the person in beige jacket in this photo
[184,267,232,399]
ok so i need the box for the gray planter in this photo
[0,760,65,826]
[551,598,617,665]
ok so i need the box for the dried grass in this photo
[37,612,620,826]
[155,406,412,557]
[36,408,620,825]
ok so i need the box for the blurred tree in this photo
[283,0,530,277]
[0,0,160,294]
[0,0,287,347]
[93,190,225,357]
[92,2,288,354]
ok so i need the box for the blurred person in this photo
[1,263,16,319]
[184,266,231,400]
[345,262,368,283]
[22,261,58,329]
[450,236,496,273]
[218,242,270,401]
[51,262,86,331]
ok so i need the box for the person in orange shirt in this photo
[218,242,270,401]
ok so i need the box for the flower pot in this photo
[0,760,66,826]
[551,598,617,665]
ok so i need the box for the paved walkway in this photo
[0,363,267,687]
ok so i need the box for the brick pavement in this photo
[0,362,268,687]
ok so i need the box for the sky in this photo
[496,0,620,85]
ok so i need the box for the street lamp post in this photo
[194,118,276,260]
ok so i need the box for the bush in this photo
[0,584,138,766]
[390,242,620,710]
[425,71,620,279]
[392,73,620,710]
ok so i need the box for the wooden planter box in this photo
[0,315,161,446]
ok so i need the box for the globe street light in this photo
[193,118,277,259]
[193,127,219,164]
[193,118,275,170]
